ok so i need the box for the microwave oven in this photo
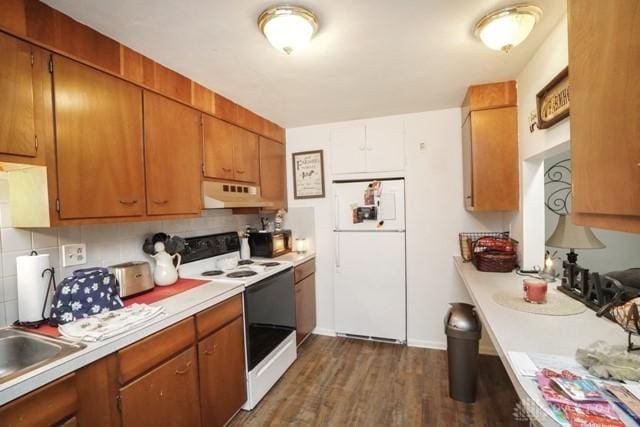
[248,230,292,258]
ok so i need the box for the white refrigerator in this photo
[333,178,406,343]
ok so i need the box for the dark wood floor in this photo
[230,335,525,426]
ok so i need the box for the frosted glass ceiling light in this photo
[474,4,542,53]
[258,5,319,55]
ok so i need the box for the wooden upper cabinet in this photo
[203,115,235,181]
[568,0,640,232]
[202,114,259,184]
[259,136,286,210]
[461,81,519,212]
[144,91,202,215]
[53,55,146,219]
[232,127,259,184]
[0,32,38,157]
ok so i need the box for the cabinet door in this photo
[295,273,316,345]
[144,92,202,215]
[0,374,78,426]
[232,127,259,183]
[569,0,640,217]
[120,347,200,427]
[203,115,235,181]
[365,118,405,172]
[54,56,146,219]
[331,124,366,174]
[0,33,37,157]
[461,115,474,209]
[198,316,246,427]
[259,137,286,210]
[470,107,519,211]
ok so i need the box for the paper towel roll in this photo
[17,253,51,323]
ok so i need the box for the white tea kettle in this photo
[151,241,181,286]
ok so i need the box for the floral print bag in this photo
[50,267,124,325]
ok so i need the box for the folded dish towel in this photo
[59,303,165,342]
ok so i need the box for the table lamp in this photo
[546,214,606,263]
[546,214,605,294]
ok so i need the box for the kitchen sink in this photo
[0,328,85,384]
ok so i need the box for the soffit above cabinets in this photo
[42,0,566,128]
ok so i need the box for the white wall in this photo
[0,172,260,326]
[511,14,571,269]
[286,108,505,351]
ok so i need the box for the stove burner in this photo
[238,260,254,265]
[260,262,280,267]
[227,270,258,278]
[201,270,224,276]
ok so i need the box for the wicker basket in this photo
[471,238,519,273]
[458,231,510,262]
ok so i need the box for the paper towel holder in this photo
[14,251,56,328]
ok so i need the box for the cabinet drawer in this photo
[196,294,243,339]
[294,259,315,283]
[118,318,195,384]
[0,374,78,427]
[120,347,200,427]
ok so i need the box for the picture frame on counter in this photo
[536,66,570,129]
[292,150,325,199]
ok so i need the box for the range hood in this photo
[202,181,273,209]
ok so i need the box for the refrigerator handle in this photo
[334,195,340,230]
[335,233,340,269]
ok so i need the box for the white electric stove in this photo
[178,232,297,410]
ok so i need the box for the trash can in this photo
[444,302,482,403]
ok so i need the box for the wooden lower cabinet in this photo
[0,374,78,427]
[294,259,316,345]
[198,316,247,427]
[0,299,247,427]
[119,347,201,427]
[295,274,316,345]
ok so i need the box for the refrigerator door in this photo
[334,179,405,231]
[334,231,406,341]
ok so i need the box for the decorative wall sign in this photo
[536,67,570,129]
[292,150,325,199]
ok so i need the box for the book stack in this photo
[536,369,626,426]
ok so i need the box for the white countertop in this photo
[454,256,629,426]
[0,280,244,406]
[264,251,315,267]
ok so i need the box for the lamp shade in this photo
[546,214,606,250]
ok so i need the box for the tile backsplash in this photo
[0,173,261,326]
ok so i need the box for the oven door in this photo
[244,268,296,371]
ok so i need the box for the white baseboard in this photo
[311,331,497,356]
[312,327,336,337]
[406,339,446,350]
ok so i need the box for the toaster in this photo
[108,261,154,298]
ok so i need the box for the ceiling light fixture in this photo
[474,4,543,53]
[258,5,319,55]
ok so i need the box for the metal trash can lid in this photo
[444,302,481,340]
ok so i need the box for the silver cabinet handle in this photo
[153,200,168,205]
[203,345,217,356]
[119,199,137,205]
[236,169,245,174]
[175,361,192,375]
[222,167,232,172]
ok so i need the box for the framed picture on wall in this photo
[292,150,325,199]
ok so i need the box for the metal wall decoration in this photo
[536,66,570,129]
[292,150,325,199]
[544,157,572,215]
